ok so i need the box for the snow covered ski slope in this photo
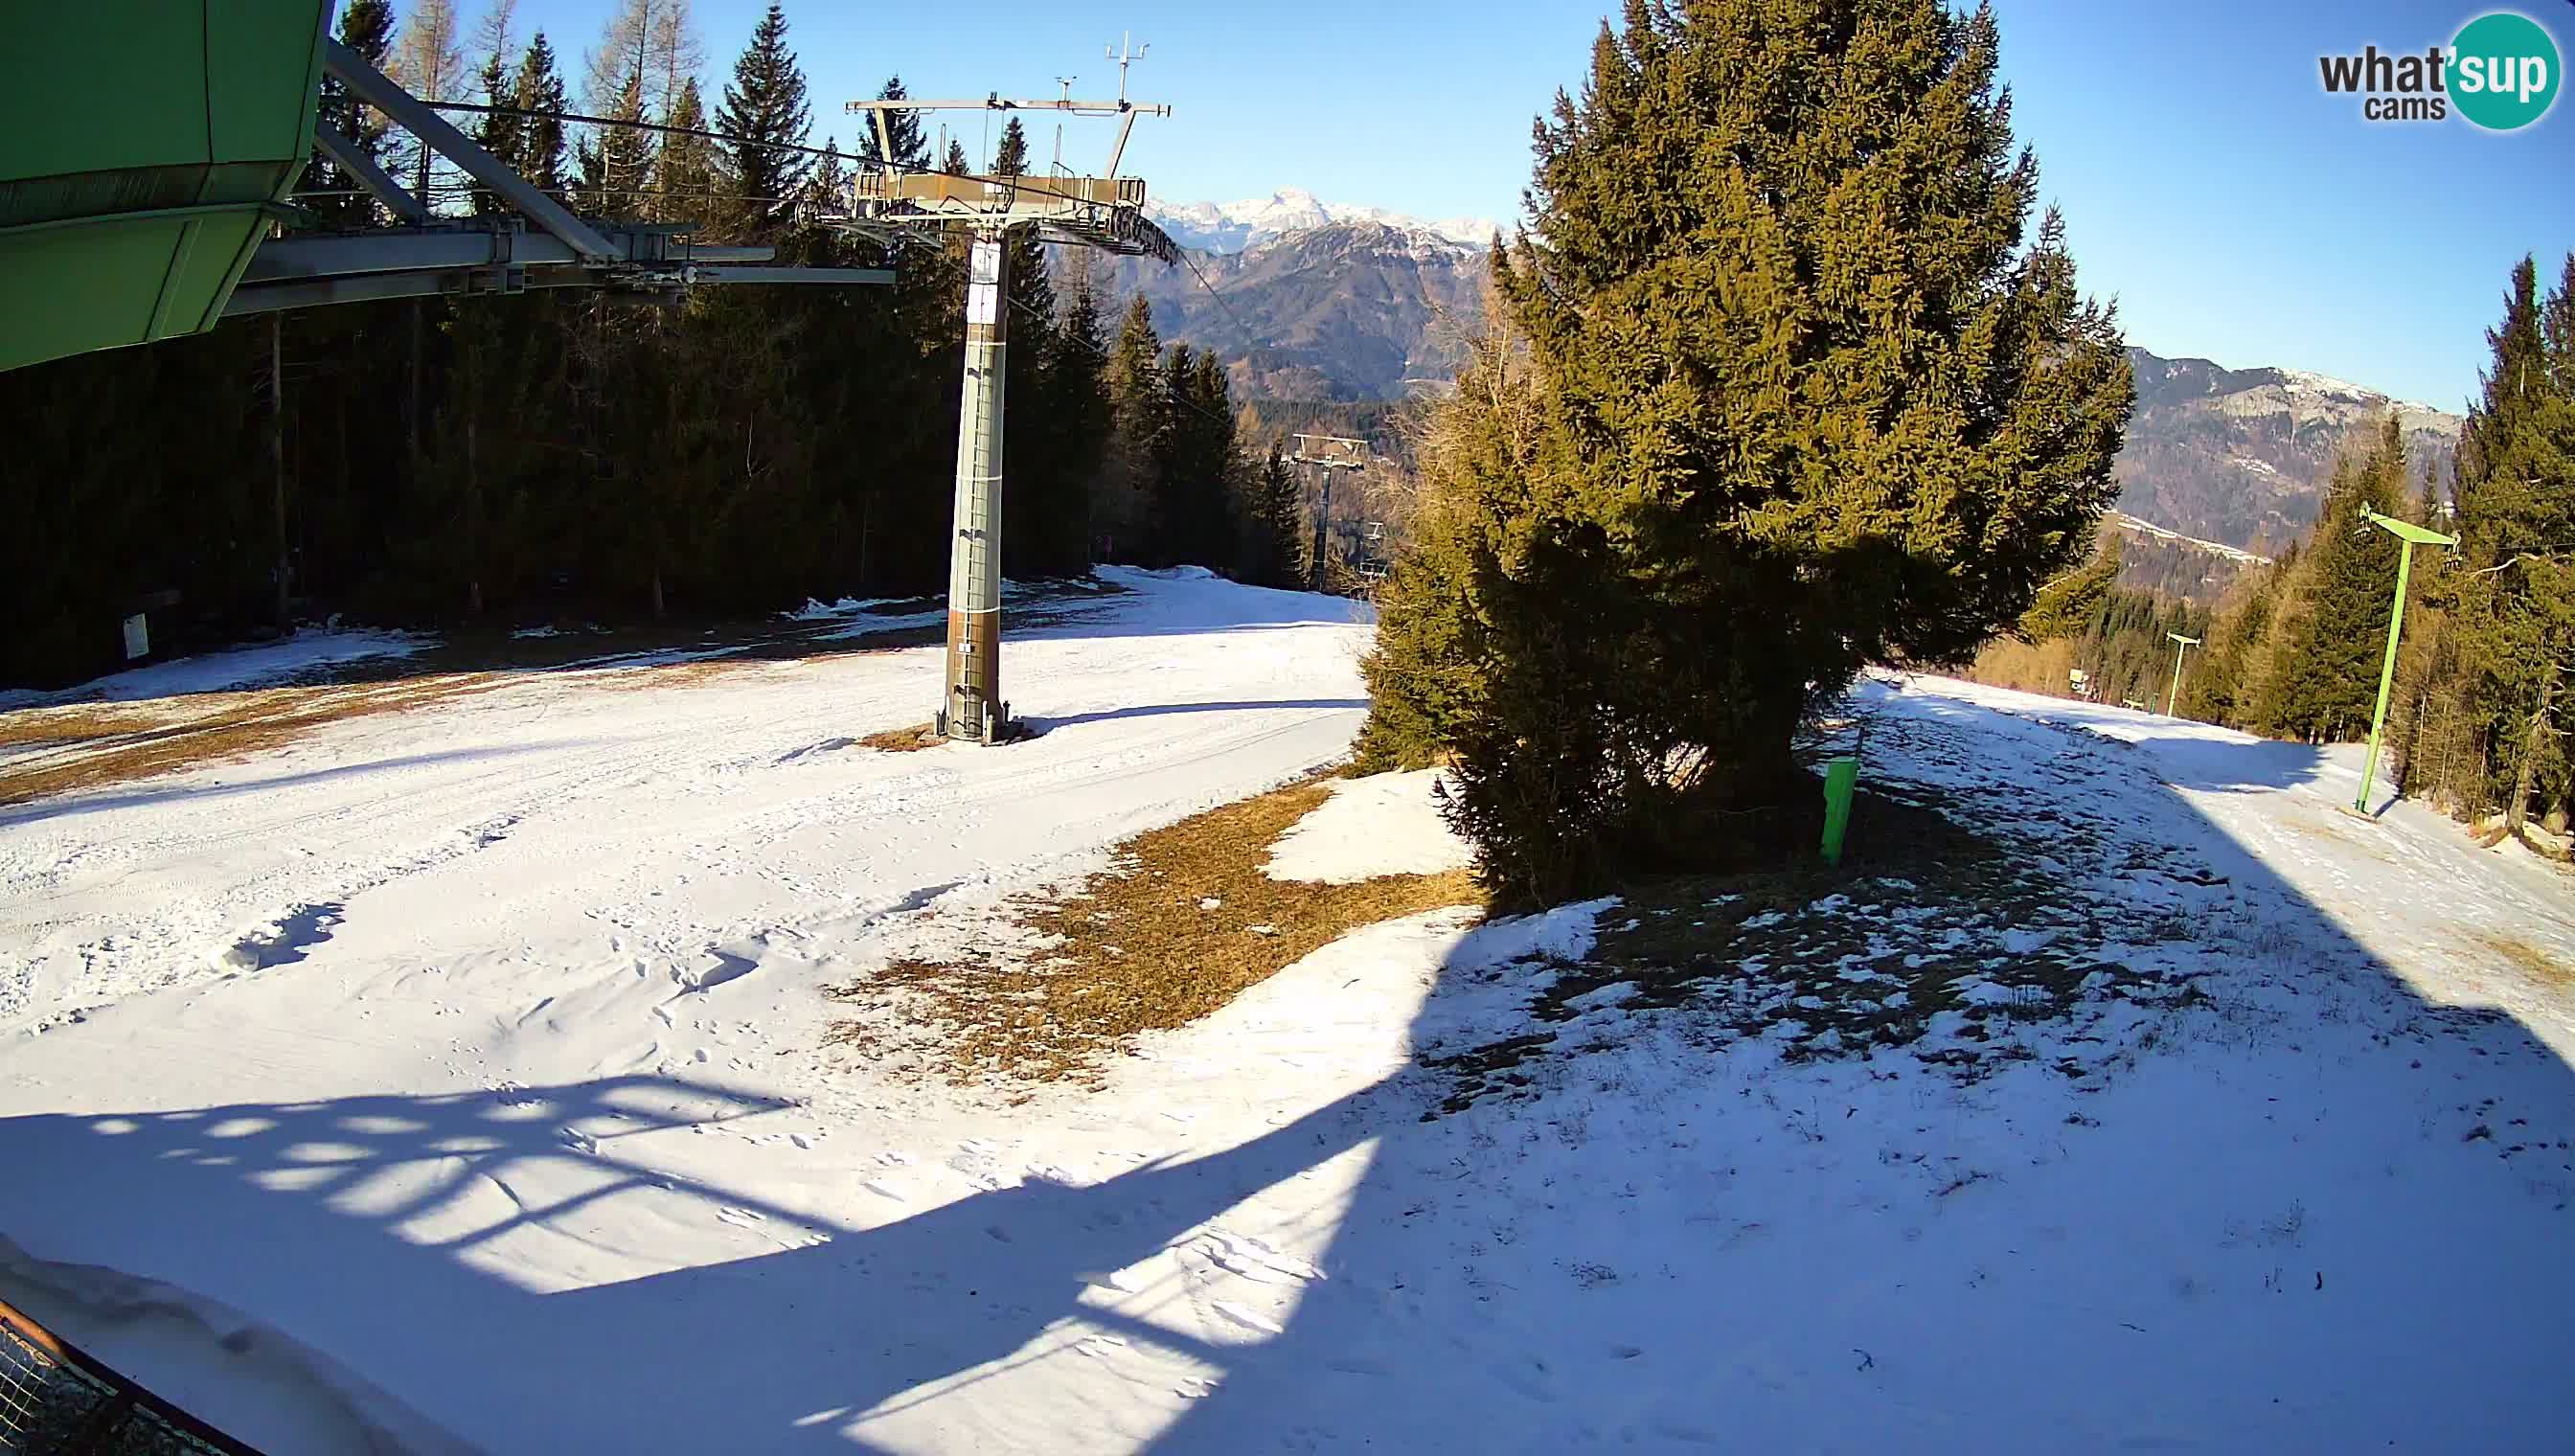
[1,570,2570,1453]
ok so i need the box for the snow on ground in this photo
[0,628,434,710]
[1,575,2571,1453]
[1262,769,1473,884]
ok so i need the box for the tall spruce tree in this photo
[1099,294,1168,561]
[469,41,521,214]
[855,77,929,174]
[597,63,654,216]
[1040,271,1113,570]
[2248,420,2411,741]
[652,78,718,221]
[1241,443,1308,588]
[1365,0,2133,905]
[514,32,569,198]
[943,140,970,175]
[304,0,399,228]
[2452,255,2575,840]
[714,3,811,237]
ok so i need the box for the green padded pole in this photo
[1820,757,1860,867]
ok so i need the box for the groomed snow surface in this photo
[3,569,2573,1452]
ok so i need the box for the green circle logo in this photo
[2451,11,2561,130]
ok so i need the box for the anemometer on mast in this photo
[839,39,1177,745]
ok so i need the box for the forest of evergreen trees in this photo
[0,0,1305,689]
[2177,256,2575,844]
[1974,254,2575,845]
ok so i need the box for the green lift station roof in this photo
[0,3,331,374]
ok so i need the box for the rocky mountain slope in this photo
[1143,188,1502,255]
[1082,217,1487,400]
[2114,350,2462,557]
[1097,196,2466,562]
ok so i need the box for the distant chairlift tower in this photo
[843,47,1174,744]
[1289,434,1367,591]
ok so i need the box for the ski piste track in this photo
[2,567,2571,1453]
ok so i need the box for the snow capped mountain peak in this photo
[1145,188,1504,254]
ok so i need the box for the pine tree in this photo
[1240,443,1308,588]
[1040,270,1112,569]
[1366,0,2133,906]
[2251,420,2410,742]
[2017,536,2121,644]
[305,0,399,228]
[991,118,1031,180]
[714,2,811,238]
[944,140,970,175]
[514,32,569,198]
[2451,254,2575,840]
[652,78,717,222]
[597,63,654,216]
[1099,294,1168,560]
[469,31,521,214]
[855,77,929,174]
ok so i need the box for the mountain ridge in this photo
[1086,207,2465,571]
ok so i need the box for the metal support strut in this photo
[939,232,1011,743]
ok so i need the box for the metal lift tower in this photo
[844,42,1175,744]
[1289,435,1368,591]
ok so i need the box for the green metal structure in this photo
[2353,510,2460,814]
[0,4,330,374]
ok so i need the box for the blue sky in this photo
[497,0,2573,409]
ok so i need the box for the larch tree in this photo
[391,0,466,201]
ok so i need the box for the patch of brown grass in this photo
[0,676,502,808]
[2479,933,2575,988]
[858,723,947,753]
[830,773,1481,1081]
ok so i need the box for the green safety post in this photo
[2164,631,2200,717]
[2354,510,2460,814]
[1820,757,1860,866]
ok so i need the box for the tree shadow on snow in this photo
[3,689,2573,1450]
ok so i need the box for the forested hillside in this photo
[0,0,1300,689]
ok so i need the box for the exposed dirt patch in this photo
[1422,716,2219,1113]
[829,772,1481,1083]
[0,676,509,809]
[2479,932,2575,989]
[858,723,950,753]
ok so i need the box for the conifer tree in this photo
[1239,443,1308,588]
[1098,295,1168,559]
[2451,254,2575,839]
[2250,419,2410,741]
[305,0,399,228]
[1041,271,1112,567]
[514,32,569,198]
[944,140,970,175]
[714,2,811,237]
[652,79,718,221]
[855,77,929,174]
[2017,536,2121,644]
[597,64,654,216]
[1365,0,2133,905]
[469,44,521,213]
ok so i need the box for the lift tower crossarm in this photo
[323,38,618,262]
[844,97,1171,116]
[312,123,431,226]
